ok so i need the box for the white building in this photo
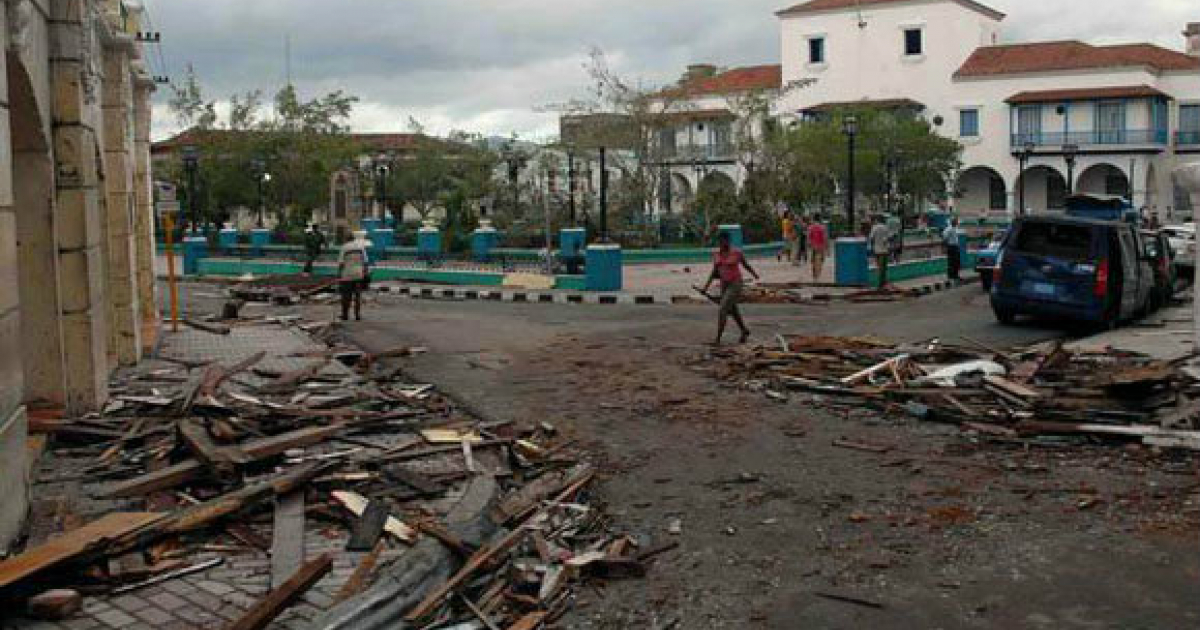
[645,64,784,217]
[775,0,1200,220]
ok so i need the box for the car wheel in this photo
[994,308,1016,325]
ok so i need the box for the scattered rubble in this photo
[700,335,1200,450]
[1,315,662,628]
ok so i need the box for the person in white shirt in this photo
[942,218,962,281]
[338,230,373,321]
[868,215,892,288]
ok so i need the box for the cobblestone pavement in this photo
[4,324,409,630]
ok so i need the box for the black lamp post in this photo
[1063,143,1079,196]
[598,146,609,242]
[182,145,200,233]
[842,115,859,233]
[1017,141,1035,216]
[566,148,577,224]
[375,162,390,221]
[251,158,270,228]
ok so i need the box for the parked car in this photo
[991,216,1156,329]
[1161,223,1195,272]
[1141,230,1177,310]
[975,229,1008,292]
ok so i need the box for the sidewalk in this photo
[1069,300,1195,361]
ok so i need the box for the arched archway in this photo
[670,173,693,215]
[6,51,66,406]
[955,166,1007,214]
[1015,166,1068,213]
[1076,163,1130,199]
[698,170,737,195]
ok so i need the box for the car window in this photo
[1013,223,1093,261]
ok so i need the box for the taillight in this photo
[1095,259,1109,297]
[992,252,1004,287]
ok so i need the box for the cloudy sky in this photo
[143,0,1197,141]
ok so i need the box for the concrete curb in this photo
[370,276,980,307]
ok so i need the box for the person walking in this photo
[807,216,829,281]
[779,212,797,263]
[869,214,892,289]
[701,232,760,346]
[337,230,372,321]
[943,217,963,281]
[795,214,809,265]
[302,223,327,274]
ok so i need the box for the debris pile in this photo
[701,335,1200,450]
[2,320,656,628]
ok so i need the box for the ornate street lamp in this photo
[1062,143,1079,196]
[251,158,270,228]
[842,115,859,232]
[181,145,200,232]
[1017,141,1035,216]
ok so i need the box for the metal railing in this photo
[1011,129,1168,147]
[657,143,737,162]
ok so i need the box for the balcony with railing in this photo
[656,142,737,163]
[1178,130,1200,147]
[1010,129,1169,149]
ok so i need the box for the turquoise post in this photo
[361,217,380,233]
[585,244,623,291]
[835,237,869,286]
[218,225,238,252]
[372,228,394,261]
[559,228,587,258]
[250,228,271,257]
[472,226,498,261]
[718,224,744,249]
[958,233,972,268]
[418,226,442,262]
[182,235,208,275]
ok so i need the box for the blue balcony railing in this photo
[1177,131,1200,146]
[1011,129,1169,148]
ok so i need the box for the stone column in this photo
[50,0,110,413]
[132,80,156,340]
[101,45,141,365]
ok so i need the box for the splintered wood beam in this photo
[270,490,306,588]
[223,553,333,630]
[102,425,343,498]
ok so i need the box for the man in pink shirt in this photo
[806,217,829,281]
[701,232,760,345]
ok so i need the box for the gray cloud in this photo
[145,0,1198,140]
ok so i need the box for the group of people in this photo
[777,211,830,280]
[868,214,963,288]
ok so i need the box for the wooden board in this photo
[420,428,483,444]
[330,491,417,544]
[224,553,333,630]
[0,512,165,590]
[270,490,306,589]
[345,500,388,552]
[103,425,343,498]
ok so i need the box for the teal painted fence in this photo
[195,258,594,290]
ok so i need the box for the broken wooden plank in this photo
[491,464,594,525]
[258,359,331,394]
[415,521,477,558]
[102,425,343,498]
[507,612,548,630]
[421,428,483,444]
[179,419,251,475]
[158,463,330,538]
[224,553,333,630]
[270,490,306,589]
[330,491,417,544]
[406,469,595,622]
[183,319,231,336]
[983,375,1043,400]
[332,541,385,605]
[382,466,446,497]
[0,513,166,590]
[345,500,388,552]
[813,590,885,609]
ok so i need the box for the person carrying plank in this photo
[337,231,372,321]
[701,232,760,346]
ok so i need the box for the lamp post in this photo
[251,158,270,228]
[599,146,609,242]
[182,145,200,233]
[1063,143,1079,196]
[566,148,577,224]
[1017,142,1035,216]
[842,115,859,233]
[375,162,390,221]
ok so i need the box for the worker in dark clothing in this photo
[303,224,327,274]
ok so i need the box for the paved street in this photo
[274,286,1198,629]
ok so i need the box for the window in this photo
[1096,101,1126,144]
[658,128,677,157]
[808,37,825,64]
[1014,222,1092,261]
[1017,105,1042,143]
[959,109,979,137]
[1181,105,1200,144]
[904,28,923,56]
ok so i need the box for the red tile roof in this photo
[955,41,1200,78]
[1005,85,1169,104]
[152,129,431,154]
[664,64,783,98]
[777,0,1004,21]
[803,97,925,113]
[650,108,736,124]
